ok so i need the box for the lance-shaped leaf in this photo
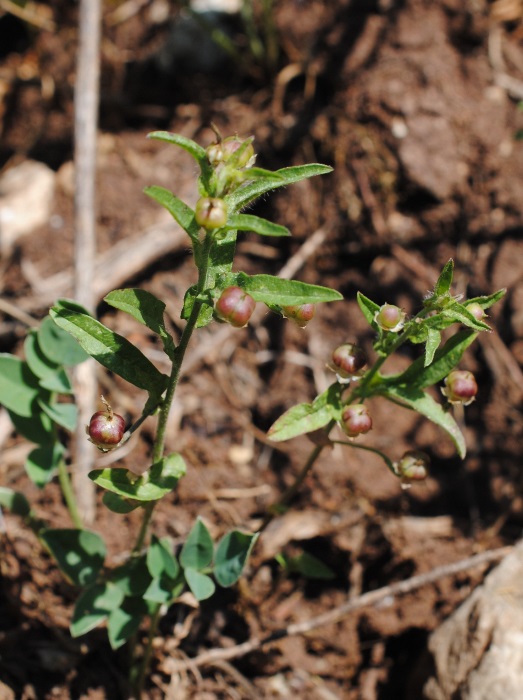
[104,288,175,360]
[431,259,454,299]
[384,329,478,391]
[89,452,186,501]
[143,185,200,246]
[424,328,441,367]
[357,292,380,328]
[50,301,168,396]
[268,384,342,442]
[226,214,290,237]
[147,130,212,189]
[466,288,506,311]
[226,163,333,210]
[382,385,466,458]
[441,301,491,331]
[238,273,343,306]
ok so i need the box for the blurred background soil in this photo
[1,0,523,698]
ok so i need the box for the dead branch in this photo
[165,546,512,673]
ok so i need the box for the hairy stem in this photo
[58,459,83,529]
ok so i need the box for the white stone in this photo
[0,160,55,251]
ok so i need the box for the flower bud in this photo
[206,137,256,169]
[195,197,228,229]
[87,398,125,451]
[215,286,256,328]
[374,304,406,332]
[441,369,478,406]
[395,450,430,487]
[340,404,372,438]
[330,344,367,379]
[221,136,255,168]
[466,302,487,322]
[281,303,315,328]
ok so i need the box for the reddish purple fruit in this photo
[441,370,478,406]
[374,303,406,332]
[195,197,228,229]
[331,343,367,378]
[341,404,372,438]
[395,450,430,486]
[282,304,315,328]
[466,302,487,322]
[87,398,125,450]
[215,286,256,328]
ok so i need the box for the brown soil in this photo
[1,1,523,698]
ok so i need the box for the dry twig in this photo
[165,546,512,673]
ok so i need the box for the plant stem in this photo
[131,603,161,700]
[129,233,215,695]
[57,459,83,529]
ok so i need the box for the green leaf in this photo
[49,302,168,396]
[214,530,258,587]
[8,408,54,445]
[41,529,106,586]
[226,163,333,210]
[102,492,142,514]
[432,259,454,298]
[89,452,186,501]
[0,486,31,517]
[441,301,491,331]
[38,400,77,432]
[147,536,179,579]
[279,551,336,580]
[107,597,148,650]
[180,518,214,570]
[386,330,478,391]
[104,288,176,360]
[110,557,151,597]
[143,185,201,245]
[181,285,215,328]
[143,575,179,604]
[71,582,125,638]
[227,214,290,237]
[238,274,343,306]
[184,568,215,601]
[39,368,73,394]
[147,131,212,188]
[383,385,466,458]
[357,292,380,327]
[24,331,60,379]
[465,288,506,311]
[0,355,41,417]
[268,384,341,442]
[25,443,65,489]
[424,328,441,367]
[38,316,89,366]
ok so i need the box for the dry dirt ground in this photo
[1,0,523,698]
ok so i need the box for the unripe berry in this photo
[195,197,228,229]
[87,398,125,451]
[466,302,487,322]
[282,304,315,328]
[215,286,256,328]
[395,450,430,487]
[375,303,406,332]
[331,344,367,379]
[441,369,478,406]
[340,404,372,438]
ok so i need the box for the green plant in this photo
[0,129,342,696]
[268,260,505,488]
[0,130,505,697]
